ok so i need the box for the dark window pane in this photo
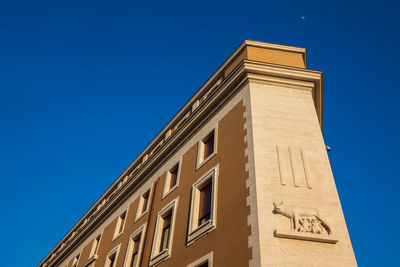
[109,253,116,267]
[160,214,172,251]
[199,181,212,225]
[118,212,126,234]
[130,253,138,267]
[203,133,214,159]
[133,237,140,253]
[130,236,141,267]
[142,192,149,213]
[169,165,179,188]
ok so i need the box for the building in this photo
[39,40,357,267]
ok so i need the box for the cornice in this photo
[39,44,322,267]
[243,39,306,55]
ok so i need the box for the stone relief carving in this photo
[273,201,338,243]
[273,200,332,234]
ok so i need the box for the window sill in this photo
[162,184,178,199]
[149,249,170,267]
[135,210,148,223]
[196,152,216,171]
[187,219,215,246]
[112,231,123,242]
[82,254,98,267]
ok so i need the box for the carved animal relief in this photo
[273,201,338,244]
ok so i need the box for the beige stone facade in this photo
[39,40,357,267]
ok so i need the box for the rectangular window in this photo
[136,186,153,221]
[203,133,214,159]
[81,235,100,267]
[124,224,146,267]
[106,253,116,267]
[187,252,213,267]
[130,236,140,267]
[196,128,217,169]
[149,198,178,266]
[141,192,149,214]
[89,235,101,258]
[198,181,212,226]
[113,211,126,239]
[188,166,218,245]
[162,162,180,198]
[105,245,120,267]
[169,165,179,189]
[71,254,80,267]
[159,213,171,252]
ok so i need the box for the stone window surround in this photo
[187,165,219,246]
[122,223,147,267]
[81,234,102,267]
[112,210,127,241]
[104,244,121,267]
[135,184,154,222]
[149,197,179,267]
[187,251,213,267]
[196,127,218,170]
[71,254,80,267]
[162,158,183,199]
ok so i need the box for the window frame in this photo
[162,159,182,199]
[113,210,127,241]
[187,165,218,245]
[123,224,147,267]
[187,251,213,267]
[135,184,154,222]
[196,128,217,170]
[71,254,80,267]
[89,234,101,258]
[149,197,179,266]
[104,244,121,267]
[82,234,102,267]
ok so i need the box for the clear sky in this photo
[1,0,399,266]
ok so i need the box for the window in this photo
[113,211,126,240]
[141,192,149,214]
[89,235,101,258]
[83,235,101,266]
[105,245,120,267]
[136,186,153,221]
[162,162,180,198]
[159,213,171,252]
[106,253,116,267]
[71,254,80,267]
[149,198,178,266]
[196,129,217,169]
[187,252,213,267]
[198,181,212,226]
[188,166,218,245]
[124,224,146,267]
[203,133,214,159]
[169,165,179,190]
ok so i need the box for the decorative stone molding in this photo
[273,201,337,244]
[276,146,312,188]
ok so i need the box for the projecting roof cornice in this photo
[39,41,322,267]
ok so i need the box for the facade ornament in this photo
[273,200,338,243]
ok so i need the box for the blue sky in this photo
[1,0,399,266]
